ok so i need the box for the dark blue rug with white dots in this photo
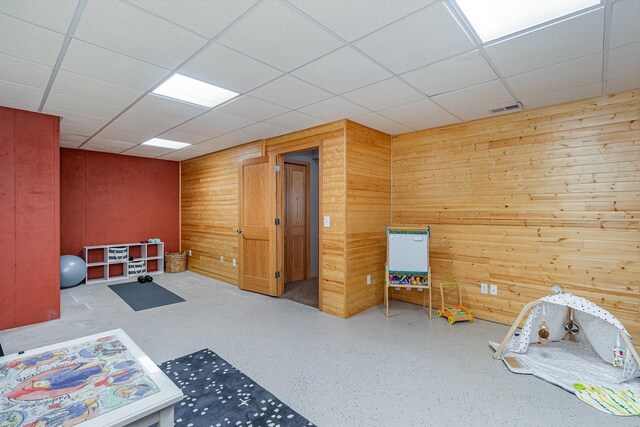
[159,349,314,427]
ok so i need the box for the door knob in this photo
[236,228,242,233]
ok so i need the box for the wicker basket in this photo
[165,251,187,273]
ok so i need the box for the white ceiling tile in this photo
[607,42,640,80]
[158,145,207,161]
[113,108,185,130]
[126,0,258,39]
[99,121,163,141]
[61,40,169,91]
[249,75,332,109]
[0,14,64,66]
[44,108,111,129]
[234,122,290,140]
[0,101,40,113]
[59,133,88,143]
[351,112,413,135]
[433,80,516,121]
[179,42,282,93]
[342,78,424,111]
[216,0,342,71]
[201,134,256,151]
[82,138,138,153]
[203,132,256,147]
[507,53,603,100]
[292,46,391,94]
[155,129,208,145]
[609,0,640,49]
[286,0,435,42]
[122,144,175,158]
[80,145,127,154]
[74,0,208,69]
[0,80,44,109]
[607,73,640,94]
[1,0,78,33]
[0,53,52,88]
[51,70,144,107]
[217,96,289,121]
[173,109,255,137]
[298,97,369,121]
[378,98,455,129]
[44,92,122,118]
[196,109,255,130]
[521,81,603,110]
[402,50,497,96]
[60,123,100,139]
[354,2,474,74]
[485,8,605,77]
[59,139,83,148]
[264,111,324,131]
[133,94,207,120]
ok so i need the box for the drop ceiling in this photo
[0,0,638,161]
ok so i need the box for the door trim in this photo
[275,146,322,309]
[283,160,310,283]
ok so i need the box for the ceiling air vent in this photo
[489,102,523,114]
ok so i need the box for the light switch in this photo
[323,215,330,228]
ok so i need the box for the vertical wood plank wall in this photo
[391,90,640,340]
[345,122,391,316]
[181,141,263,284]
[181,122,349,317]
[320,135,347,316]
[265,121,347,316]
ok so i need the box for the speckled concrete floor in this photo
[0,272,634,426]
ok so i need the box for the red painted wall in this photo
[0,107,60,330]
[60,149,180,258]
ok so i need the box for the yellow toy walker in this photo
[436,281,473,324]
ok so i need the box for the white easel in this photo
[384,226,432,318]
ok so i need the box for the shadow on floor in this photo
[281,278,318,308]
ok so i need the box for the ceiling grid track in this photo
[78,0,266,150]
[601,0,614,95]
[37,0,87,112]
[443,0,524,109]
[282,0,466,123]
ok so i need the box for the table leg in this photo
[158,405,174,427]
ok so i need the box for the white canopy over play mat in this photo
[491,293,640,416]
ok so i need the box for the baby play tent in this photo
[492,293,640,416]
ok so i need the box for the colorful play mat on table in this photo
[0,335,159,426]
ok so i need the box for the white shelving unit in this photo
[84,242,164,284]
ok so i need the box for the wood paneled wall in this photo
[320,135,347,316]
[181,141,262,284]
[264,121,347,316]
[345,122,391,316]
[391,90,640,340]
[180,122,350,317]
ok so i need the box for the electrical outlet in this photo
[188,250,192,256]
[490,284,498,296]
[366,274,372,285]
[481,283,488,294]
[220,256,224,263]
[323,215,330,228]
[232,258,236,267]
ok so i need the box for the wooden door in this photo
[238,155,278,296]
[284,161,309,283]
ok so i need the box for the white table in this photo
[0,329,183,427]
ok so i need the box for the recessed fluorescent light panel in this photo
[455,0,601,42]
[152,74,238,108]
[143,138,191,150]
